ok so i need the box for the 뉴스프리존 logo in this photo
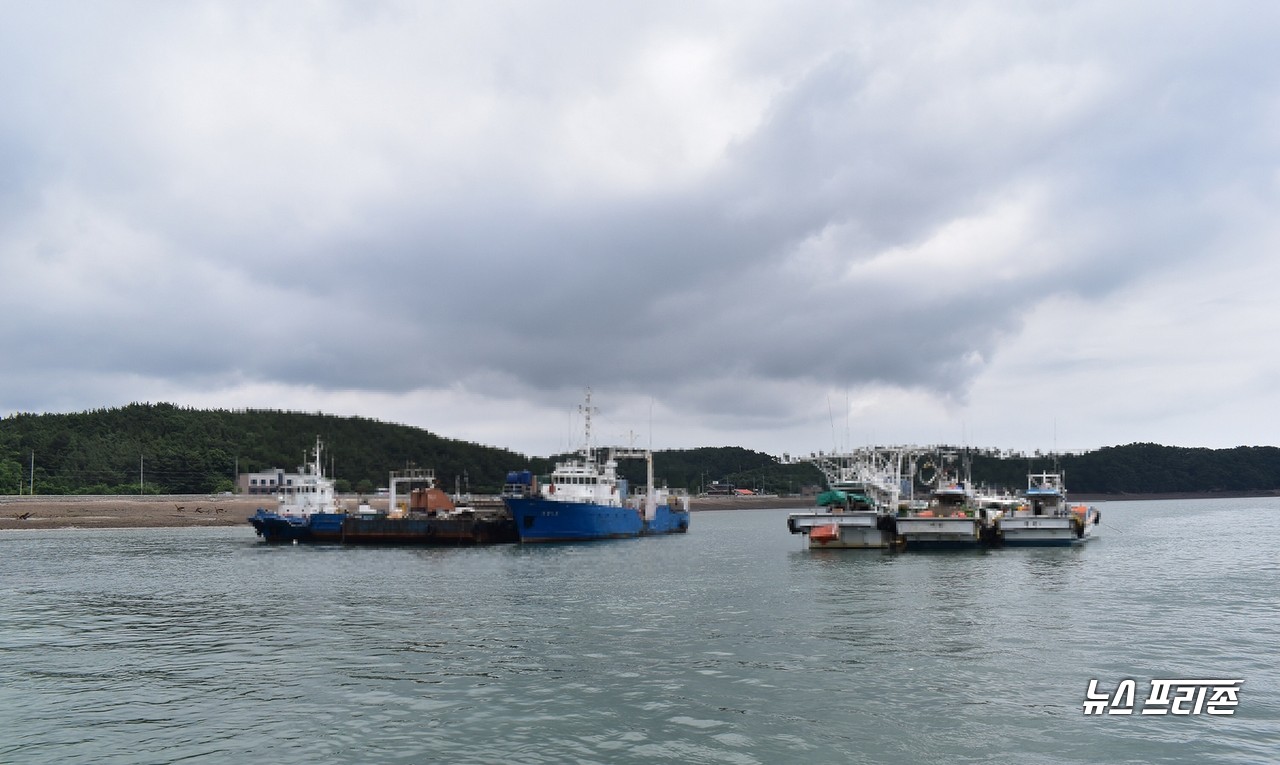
[1083,679,1242,716]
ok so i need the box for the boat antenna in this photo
[649,396,653,450]
[565,405,573,455]
[828,395,838,453]
[580,387,597,459]
[845,388,851,451]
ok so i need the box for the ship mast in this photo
[579,388,597,463]
[646,450,656,521]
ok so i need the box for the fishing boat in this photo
[786,447,907,549]
[501,391,690,542]
[894,454,1001,550]
[996,472,1100,546]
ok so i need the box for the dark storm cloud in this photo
[4,2,1280,452]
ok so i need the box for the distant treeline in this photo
[0,404,531,495]
[971,443,1280,495]
[0,403,817,496]
[0,404,1277,496]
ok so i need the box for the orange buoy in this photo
[810,523,839,543]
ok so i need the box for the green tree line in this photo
[962,444,1280,494]
[0,404,534,495]
[1,404,1277,495]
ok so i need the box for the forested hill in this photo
[1,404,1278,496]
[972,443,1280,495]
[0,403,818,496]
[0,404,534,495]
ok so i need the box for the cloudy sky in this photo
[3,1,1279,458]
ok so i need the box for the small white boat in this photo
[786,448,906,549]
[997,472,1100,546]
[788,505,896,549]
[895,450,1009,550]
[895,479,996,550]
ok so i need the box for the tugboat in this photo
[247,436,346,543]
[996,472,1100,546]
[501,390,690,542]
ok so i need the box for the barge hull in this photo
[998,516,1094,547]
[895,517,985,550]
[248,511,518,545]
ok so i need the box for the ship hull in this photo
[334,515,518,545]
[248,510,344,543]
[895,516,985,550]
[787,511,894,549]
[998,515,1097,547]
[248,510,517,545]
[503,497,690,542]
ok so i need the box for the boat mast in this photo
[580,388,596,463]
[645,450,656,521]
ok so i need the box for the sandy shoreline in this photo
[2,490,1275,531]
[0,495,266,530]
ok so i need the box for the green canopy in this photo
[816,490,847,506]
[817,490,875,508]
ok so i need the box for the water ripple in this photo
[2,502,1277,763]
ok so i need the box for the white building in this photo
[238,468,303,496]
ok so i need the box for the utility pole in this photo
[140,453,144,495]
[30,451,34,495]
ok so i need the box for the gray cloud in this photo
[4,2,1280,453]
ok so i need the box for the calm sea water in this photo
[2,498,1278,764]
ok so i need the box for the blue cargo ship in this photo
[502,391,690,542]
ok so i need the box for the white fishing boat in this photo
[786,447,909,549]
[895,454,1001,550]
[997,472,1100,546]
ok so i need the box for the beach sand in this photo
[0,495,268,530]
